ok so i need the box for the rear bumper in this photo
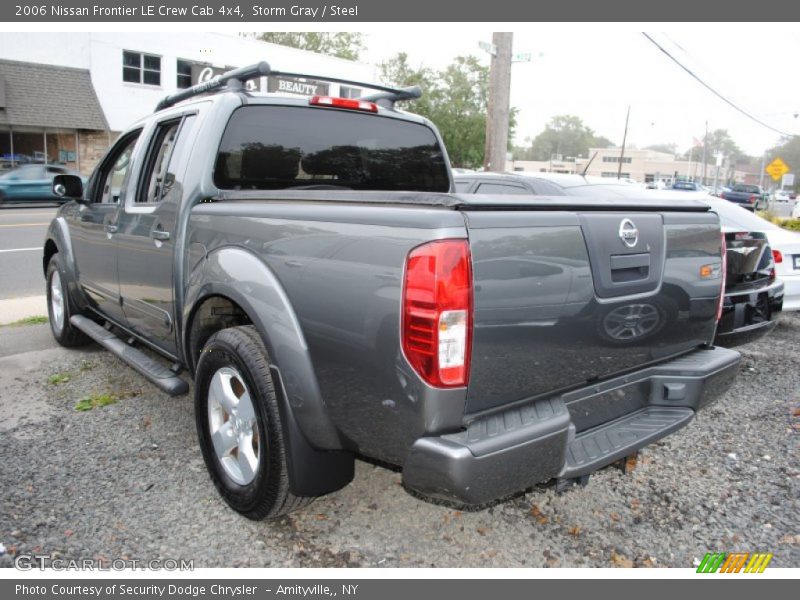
[715,280,784,347]
[402,346,741,505]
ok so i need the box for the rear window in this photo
[214,105,450,192]
[733,184,760,193]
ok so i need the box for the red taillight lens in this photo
[716,233,727,322]
[772,249,783,264]
[402,240,472,388]
[309,96,378,113]
[750,194,758,204]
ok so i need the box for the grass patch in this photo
[4,315,48,327]
[78,360,94,372]
[74,393,119,412]
[48,372,71,385]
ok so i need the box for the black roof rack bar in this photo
[155,61,271,111]
[154,62,423,113]
[359,86,422,109]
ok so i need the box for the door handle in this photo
[105,224,118,234]
[151,230,170,241]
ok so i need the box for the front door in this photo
[70,131,141,323]
[116,115,196,356]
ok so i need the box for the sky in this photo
[363,24,800,158]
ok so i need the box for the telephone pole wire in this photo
[484,32,513,172]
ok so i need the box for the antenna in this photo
[581,152,598,177]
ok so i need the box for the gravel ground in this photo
[0,316,798,569]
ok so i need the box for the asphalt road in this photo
[0,204,58,299]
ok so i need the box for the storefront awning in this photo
[0,59,108,131]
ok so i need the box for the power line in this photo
[642,32,797,138]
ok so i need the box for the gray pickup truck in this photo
[44,63,741,520]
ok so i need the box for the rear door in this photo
[116,113,197,355]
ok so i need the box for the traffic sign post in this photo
[765,157,790,182]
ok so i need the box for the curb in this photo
[0,295,48,325]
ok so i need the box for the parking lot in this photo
[0,310,797,568]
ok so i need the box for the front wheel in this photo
[46,254,89,347]
[194,325,313,520]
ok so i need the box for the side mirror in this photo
[53,174,85,202]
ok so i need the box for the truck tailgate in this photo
[463,209,723,416]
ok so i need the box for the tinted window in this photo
[733,184,760,193]
[214,106,449,192]
[476,182,530,195]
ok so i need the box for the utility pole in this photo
[484,32,513,172]
[701,120,708,186]
[617,105,631,180]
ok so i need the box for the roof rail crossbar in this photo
[358,86,422,109]
[155,61,271,112]
[154,62,423,112]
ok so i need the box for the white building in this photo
[0,32,377,173]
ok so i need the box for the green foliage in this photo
[4,315,48,327]
[514,115,614,162]
[256,32,365,61]
[380,53,514,169]
[779,219,800,232]
[48,372,71,385]
[74,393,119,412]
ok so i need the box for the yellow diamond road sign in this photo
[765,157,790,181]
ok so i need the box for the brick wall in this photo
[77,130,118,176]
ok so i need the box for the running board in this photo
[559,406,694,479]
[70,315,189,396]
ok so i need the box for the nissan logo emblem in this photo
[619,219,639,248]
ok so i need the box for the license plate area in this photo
[793,255,800,270]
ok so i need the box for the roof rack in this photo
[154,61,423,113]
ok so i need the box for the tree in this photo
[256,32,365,61]
[380,53,513,169]
[515,115,614,161]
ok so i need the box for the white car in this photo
[709,197,800,311]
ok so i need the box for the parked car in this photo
[719,184,767,211]
[671,181,703,191]
[0,164,85,205]
[44,63,740,520]
[454,172,784,346]
[708,198,800,312]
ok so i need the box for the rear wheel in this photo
[195,325,313,520]
[46,254,89,347]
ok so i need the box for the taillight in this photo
[402,240,472,388]
[716,233,727,322]
[772,249,783,264]
[750,194,758,204]
[309,96,378,113]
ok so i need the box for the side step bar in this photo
[70,315,189,396]
[559,406,694,479]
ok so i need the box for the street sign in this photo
[782,173,795,188]
[478,40,497,56]
[765,157,790,181]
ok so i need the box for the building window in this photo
[123,51,161,86]
[601,172,631,178]
[602,156,632,163]
[339,86,361,99]
[177,60,192,89]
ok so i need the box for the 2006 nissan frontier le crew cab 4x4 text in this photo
[43,62,741,519]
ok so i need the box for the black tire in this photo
[46,253,90,347]
[195,325,313,520]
